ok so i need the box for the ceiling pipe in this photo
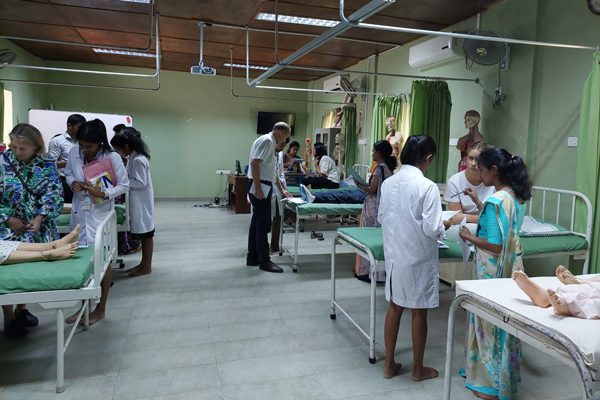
[269,1,477,84]
[0,16,161,91]
[245,26,394,96]
[0,0,155,52]
[340,0,596,50]
[229,49,352,105]
[207,21,399,47]
[249,0,395,87]
[1,16,160,79]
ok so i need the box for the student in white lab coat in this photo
[64,119,129,325]
[378,135,447,381]
[111,128,155,277]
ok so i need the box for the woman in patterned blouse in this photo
[0,123,64,338]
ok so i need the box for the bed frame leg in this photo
[330,236,337,319]
[443,296,462,400]
[369,266,377,364]
[83,300,90,331]
[56,308,65,393]
[293,212,299,272]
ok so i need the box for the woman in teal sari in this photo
[459,148,532,400]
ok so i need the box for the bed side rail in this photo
[352,164,370,181]
[93,210,118,293]
[528,186,592,241]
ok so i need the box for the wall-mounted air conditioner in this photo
[323,75,345,91]
[408,35,463,70]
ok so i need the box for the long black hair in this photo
[477,148,532,202]
[110,127,150,159]
[373,140,397,171]
[314,142,327,158]
[76,119,112,153]
[400,135,437,166]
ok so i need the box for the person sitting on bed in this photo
[303,142,340,189]
[0,225,79,265]
[513,266,600,319]
[444,142,495,239]
[283,140,302,172]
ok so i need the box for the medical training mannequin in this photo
[0,226,79,265]
[332,133,345,174]
[513,266,600,319]
[456,110,486,172]
[384,116,402,157]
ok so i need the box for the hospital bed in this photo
[329,186,592,363]
[56,192,130,235]
[57,192,129,267]
[444,276,600,400]
[278,165,369,272]
[280,200,363,272]
[0,210,117,393]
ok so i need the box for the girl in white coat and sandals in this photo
[111,128,155,277]
[65,119,130,325]
[378,135,448,381]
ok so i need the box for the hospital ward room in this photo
[2,0,600,399]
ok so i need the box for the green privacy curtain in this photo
[371,96,401,145]
[342,105,357,175]
[409,80,452,183]
[575,53,600,274]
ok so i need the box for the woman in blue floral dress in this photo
[0,123,64,338]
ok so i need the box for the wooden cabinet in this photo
[228,175,250,214]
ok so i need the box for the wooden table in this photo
[227,175,250,214]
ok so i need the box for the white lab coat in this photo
[378,165,445,309]
[127,151,154,234]
[65,146,129,246]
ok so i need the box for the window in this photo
[3,88,13,144]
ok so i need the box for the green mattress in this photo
[56,205,126,227]
[286,185,360,197]
[0,247,94,294]
[337,227,588,262]
[286,202,363,216]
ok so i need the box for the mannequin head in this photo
[385,116,396,132]
[464,110,481,130]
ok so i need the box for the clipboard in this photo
[350,168,368,186]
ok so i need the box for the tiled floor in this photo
[0,201,592,399]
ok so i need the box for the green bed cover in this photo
[337,227,588,262]
[0,247,95,294]
[56,205,126,227]
[286,185,360,197]
[286,202,363,216]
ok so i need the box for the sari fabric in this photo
[464,190,525,399]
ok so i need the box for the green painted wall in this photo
[0,44,310,198]
[0,39,46,141]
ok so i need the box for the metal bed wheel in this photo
[330,313,336,320]
[369,356,376,364]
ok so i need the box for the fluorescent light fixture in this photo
[255,12,338,28]
[115,0,151,3]
[224,62,269,71]
[93,48,156,58]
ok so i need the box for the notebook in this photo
[519,216,570,237]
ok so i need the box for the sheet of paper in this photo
[459,217,471,271]
[350,168,368,186]
[441,210,459,221]
[249,182,271,197]
[285,197,305,205]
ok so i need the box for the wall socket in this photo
[567,137,578,147]
[216,170,231,175]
